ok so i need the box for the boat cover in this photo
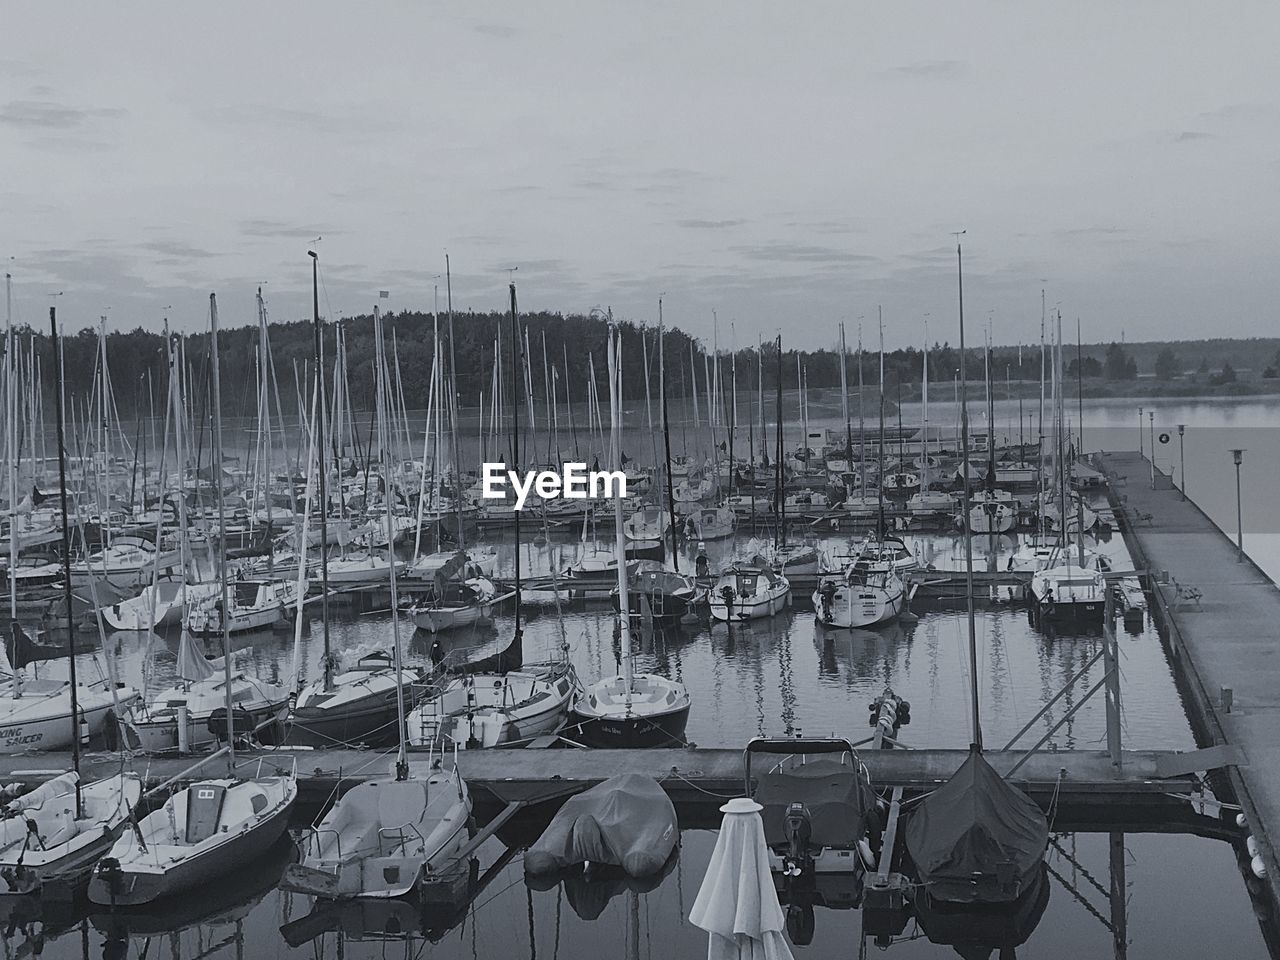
[911,862,1050,959]
[904,747,1048,904]
[755,757,877,852]
[524,774,677,878]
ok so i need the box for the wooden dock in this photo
[0,743,1208,821]
[1102,450,1278,907]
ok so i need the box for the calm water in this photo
[23,395,1280,958]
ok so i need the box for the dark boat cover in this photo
[911,862,1050,960]
[524,774,677,878]
[904,747,1048,904]
[754,757,878,852]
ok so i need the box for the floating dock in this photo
[1102,449,1278,908]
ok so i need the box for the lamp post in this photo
[1138,406,1144,458]
[1149,411,1156,488]
[1177,424,1186,500]
[1231,448,1245,562]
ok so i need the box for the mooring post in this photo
[1104,584,1123,768]
[1110,831,1128,960]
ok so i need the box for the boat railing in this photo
[378,821,426,855]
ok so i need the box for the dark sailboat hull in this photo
[563,703,689,748]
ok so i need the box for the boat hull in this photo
[276,688,413,748]
[564,702,690,748]
[86,793,293,906]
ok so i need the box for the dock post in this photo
[1110,831,1128,960]
[1103,586,1123,768]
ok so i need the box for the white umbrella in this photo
[690,797,794,960]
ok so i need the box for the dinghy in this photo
[88,773,297,905]
[0,771,143,894]
[524,773,677,879]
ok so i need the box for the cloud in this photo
[141,240,220,260]
[204,104,398,135]
[677,219,746,229]
[239,219,339,240]
[730,243,877,265]
[473,23,519,38]
[884,60,965,79]
[0,99,125,129]
[1176,130,1214,142]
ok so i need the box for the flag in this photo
[379,290,390,299]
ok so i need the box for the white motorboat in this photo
[622,507,670,542]
[843,492,883,518]
[410,577,502,633]
[0,771,143,894]
[184,577,306,635]
[708,564,791,621]
[407,661,577,749]
[907,489,956,516]
[88,773,297,905]
[813,566,906,628]
[289,765,471,899]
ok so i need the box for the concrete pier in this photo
[1102,450,1279,906]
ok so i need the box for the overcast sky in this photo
[4,2,1277,349]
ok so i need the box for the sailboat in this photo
[567,318,690,747]
[285,268,472,901]
[89,292,298,906]
[908,328,956,516]
[903,238,1049,911]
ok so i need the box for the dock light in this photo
[1178,424,1186,500]
[1231,449,1246,562]
[1138,407,1144,457]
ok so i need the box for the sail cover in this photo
[525,774,677,878]
[754,757,877,853]
[904,747,1048,904]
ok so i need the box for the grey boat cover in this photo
[524,774,677,878]
[904,747,1048,904]
[755,757,877,851]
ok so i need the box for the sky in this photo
[3,1,1278,349]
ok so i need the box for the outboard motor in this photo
[719,585,735,620]
[818,580,837,620]
[781,801,812,877]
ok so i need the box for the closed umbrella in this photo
[690,797,794,960]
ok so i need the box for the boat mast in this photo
[955,237,981,750]
[373,306,410,781]
[208,293,236,771]
[921,322,930,492]
[49,307,82,815]
[774,335,783,552]
[659,300,679,572]
[877,310,886,539]
[607,316,633,698]
[447,257,465,550]
[509,281,522,644]
[858,326,866,497]
[308,251,333,692]
[840,322,853,493]
[6,274,15,637]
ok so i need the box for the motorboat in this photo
[88,772,297,905]
[708,563,791,621]
[749,737,880,882]
[813,565,906,629]
[406,661,576,749]
[184,577,305,635]
[0,771,143,894]
[325,551,407,585]
[287,765,471,899]
[906,489,956,516]
[280,651,421,748]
